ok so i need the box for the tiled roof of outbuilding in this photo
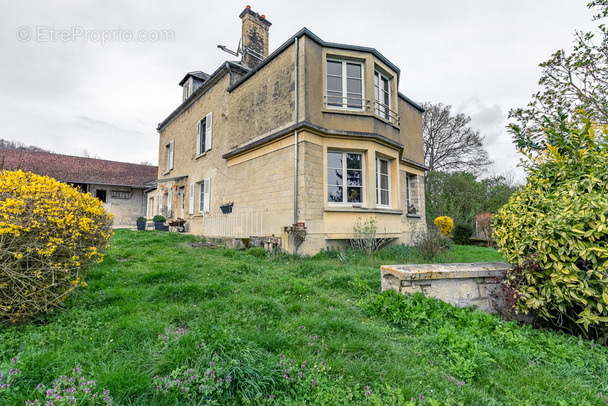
[0,148,158,188]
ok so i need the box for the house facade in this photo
[151,7,427,254]
[0,148,157,226]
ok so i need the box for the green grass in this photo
[1,230,606,405]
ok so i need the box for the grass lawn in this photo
[1,230,607,405]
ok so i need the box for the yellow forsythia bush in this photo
[0,170,113,323]
[433,216,454,236]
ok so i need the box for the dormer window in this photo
[183,81,191,101]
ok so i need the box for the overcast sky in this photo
[0,1,599,181]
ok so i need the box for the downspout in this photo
[293,36,299,226]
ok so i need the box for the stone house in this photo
[0,148,157,226]
[151,6,427,254]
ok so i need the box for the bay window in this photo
[327,151,363,204]
[326,60,363,110]
[374,71,390,120]
[376,157,390,206]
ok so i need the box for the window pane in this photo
[346,78,361,94]
[327,76,342,92]
[327,169,343,186]
[327,61,342,76]
[346,153,361,169]
[347,169,362,186]
[381,76,389,91]
[381,190,389,205]
[327,151,343,168]
[346,63,361,78]
[347,187,362,203]
[328,186,343,202]
[380,159,388,174]
[380,174,389,189]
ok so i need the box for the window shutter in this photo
[189,183,194,215]
[167,190,172,217]
[205,112,213,151]
[203,178,210,213]
[196,120,201,155]
[168,140,174,170]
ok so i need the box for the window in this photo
[326,60,363,109]
[406,174,419,215]
[327,151,363,204]
[376,157,390,206]
[196,112,213,155]
[199,178,210,213]
[183,81,191,101]
[374,71,391,120]
[167,140,174,171]
[95,189,107,203]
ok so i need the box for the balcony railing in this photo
[374,101,400,126]
[323,95,400,125]
[202,206,265,238]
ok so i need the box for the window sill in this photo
[325,206,403,215]
[195,151,209,160]
[161,170,171,176]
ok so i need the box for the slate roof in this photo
[0,149,158,188]
[178,71,211,86]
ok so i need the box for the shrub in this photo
[475,212,493,239]
[152,215,166,223]
[452,224,473,245]
[413,227,451,262]
[493,118,608,340]
[0,170,113,324]
[433,216,454,236]
[137,216,146,222]
[349,216,394,256]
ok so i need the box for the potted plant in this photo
[136,216,147,231]
[220,202,234,214]
[152,215,166,231]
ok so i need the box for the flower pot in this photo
[154,222,165,231]
[136,221,146,231]
[220,204,233,214]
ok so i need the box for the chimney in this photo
[239,6,272,69]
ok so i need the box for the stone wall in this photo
[381,262,510,313]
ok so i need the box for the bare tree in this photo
[0,139,50,153]
[421,102,492,174]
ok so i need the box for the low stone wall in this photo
[381,262,510,313]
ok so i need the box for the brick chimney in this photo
[239,6,271,69]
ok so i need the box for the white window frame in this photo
[198,178,210,213]
[167,140,174,171]
[374,71,391,121]
[326,59,364,111]
[327,150,364,205]
[159,192,163,214]
[183,81,191,101]
[375,157,390,207]
[196,112,213,155]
